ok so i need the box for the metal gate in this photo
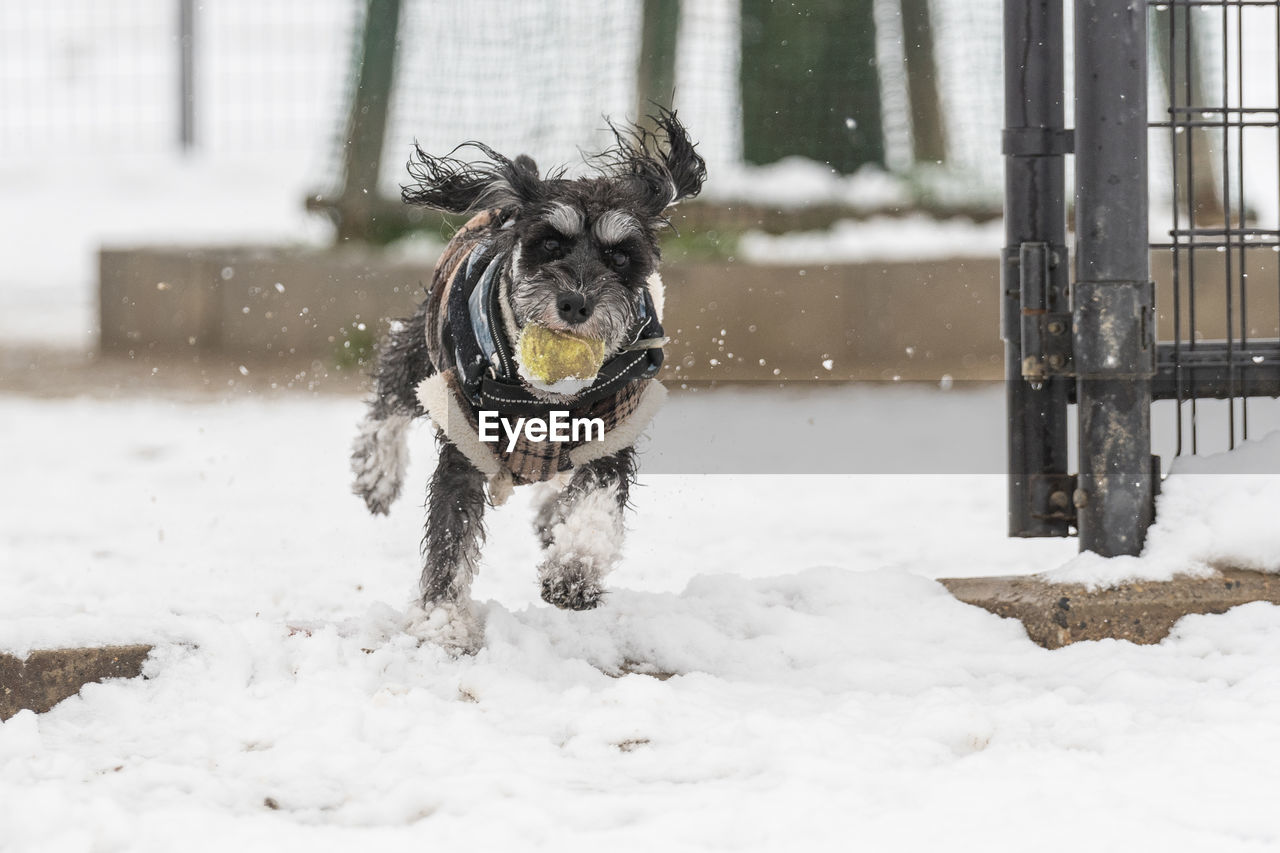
[1004,0,1280,555]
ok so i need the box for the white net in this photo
[381,0,742,192]
[1,1,1010,206]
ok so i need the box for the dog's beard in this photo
[509,271,641,401]
[510,276,638,350]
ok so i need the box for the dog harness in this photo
[416,210,668,503]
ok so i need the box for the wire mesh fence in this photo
[1150,0,1280,456]
[0,1,176,152]
[1006,0,1280,555]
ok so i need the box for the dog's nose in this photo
[556,292,592,325]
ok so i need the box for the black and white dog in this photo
[351,110,705,650]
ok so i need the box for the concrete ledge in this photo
[98,246,1006,382]
[98,244,1277,383]
[0,645,153,720]
[941,569,1280,649]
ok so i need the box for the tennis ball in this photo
[517,325,605,385]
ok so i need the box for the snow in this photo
[739,213,1003,264]
[1046,430,1280,589]
[5,387,1280,849]
[6,25,1280,841]
[0,387,1067,654]
[704,157,910,210]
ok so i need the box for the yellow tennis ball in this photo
[518,325,605,384]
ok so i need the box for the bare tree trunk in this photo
[636,0,680,128]
[900,0,947,165]
[337,0,401,242]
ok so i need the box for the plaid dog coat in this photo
[416,210,667,504]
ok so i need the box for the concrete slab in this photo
[99,246,428,363]
[97,243,1275,384]
[0,645,153,720]
[97,246,1007,382]
[941,569,1280,649]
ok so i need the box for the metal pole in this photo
[179,0,196,151]
[1073,0,1156,555]
[1003,0,1072,537]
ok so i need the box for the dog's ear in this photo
[652,108,707,206]
[604,108,708,219]
[402,142,545,214]
[513,154,540,179]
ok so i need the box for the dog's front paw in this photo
[539,562,606,611]
[405,599,484,654]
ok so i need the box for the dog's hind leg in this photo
[537,447,637,611]
[411,434,489,650]
[350,304,433,515]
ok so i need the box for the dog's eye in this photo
[542,238,562,255]
[607,250,630,271]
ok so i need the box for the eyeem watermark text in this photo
[479,411,604,452]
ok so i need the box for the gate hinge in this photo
[1073,279,1156,379]
[1018,242,1073,381]
[1030,473,1078,525]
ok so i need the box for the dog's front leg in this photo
[413,435,488,650]
[538,447,637,611]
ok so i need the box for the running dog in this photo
[350,110,705,649]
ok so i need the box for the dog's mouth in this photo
[515,324,607,396]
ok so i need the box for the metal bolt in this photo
[1049,490,1070,510]
[1047,354,1065,370]
[1047,320,1066,335]
[1073,489,1088,508]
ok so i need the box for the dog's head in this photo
[402,110,706,364]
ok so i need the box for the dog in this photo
[350,110,706,650]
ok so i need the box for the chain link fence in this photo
[0,0,355,157]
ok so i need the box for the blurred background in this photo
[2,0,1278,466]
[0,0,1007,375]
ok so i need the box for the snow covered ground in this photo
[1050,430,1280,588]
[6,109,1280,853]
[4,385,1280,851]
